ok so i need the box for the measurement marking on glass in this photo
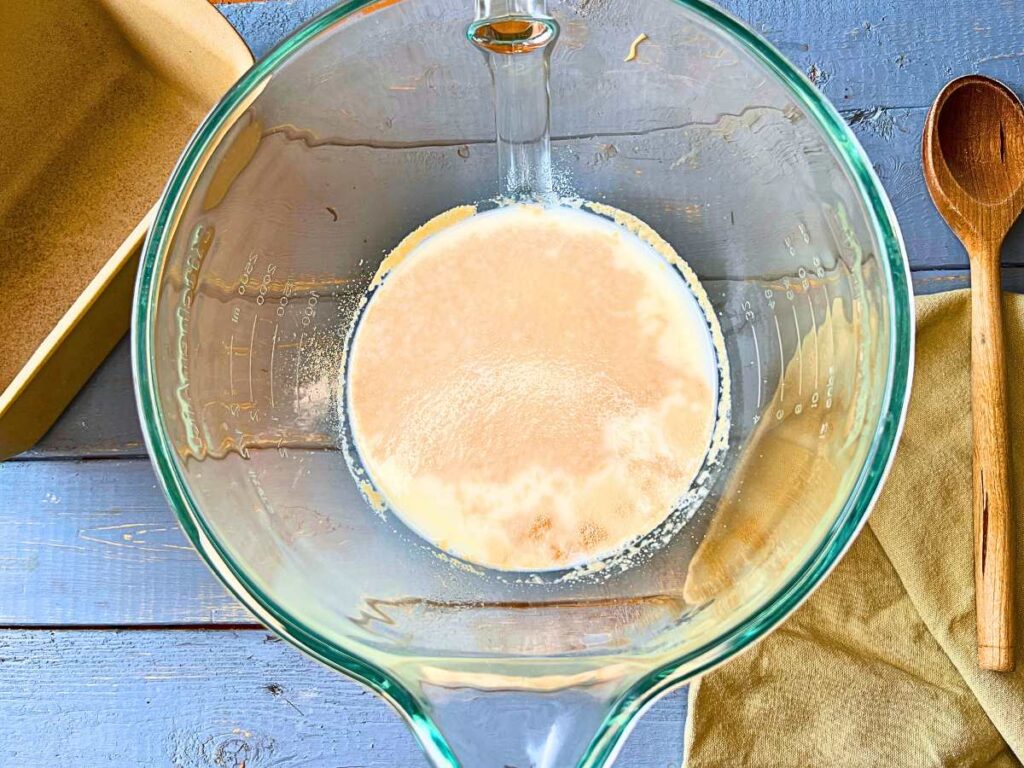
[822,281,837,412]
[823,282,837,364]
[248,314,257,403]
[295,331,306,410]
[792,303,803,398]
[228,335,235,397]
[807,292,820,390]
[269,324,279,408]
[752,327,763,409]
[773,312,785,403]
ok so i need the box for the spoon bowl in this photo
[926,76,1024,244]
[937,80,1024,204]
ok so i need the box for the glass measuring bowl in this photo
[133,0,913,765]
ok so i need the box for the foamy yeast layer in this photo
[346,204,719,571]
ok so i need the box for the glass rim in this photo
[131,0,914,763]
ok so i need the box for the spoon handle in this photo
[970,246,1015,672]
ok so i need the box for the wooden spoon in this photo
[923,74,1020,672]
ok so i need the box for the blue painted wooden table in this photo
[5,1,1024,765]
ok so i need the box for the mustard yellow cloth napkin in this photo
[685,290,1024,768]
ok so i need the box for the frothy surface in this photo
[345,204,719,571]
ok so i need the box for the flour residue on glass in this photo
[341,202,728,573]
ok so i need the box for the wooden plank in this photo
[0,459,250,626]
[729,0,1024,113]
[216,0,1024,99]
[0,628,687,767]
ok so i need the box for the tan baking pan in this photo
[0,0,253,459]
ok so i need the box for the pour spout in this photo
[414,673,634,768]
[469,0,559,201]
[474,0,549,21]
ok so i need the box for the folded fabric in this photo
[685,290,1024,767]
